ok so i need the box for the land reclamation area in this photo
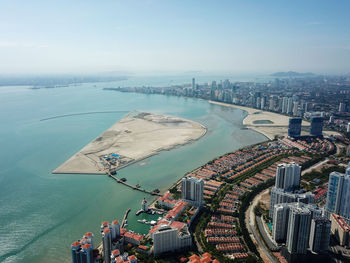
[53,111,207,174]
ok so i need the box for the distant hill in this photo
[271,71,316,77]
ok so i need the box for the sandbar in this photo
[53,111,206,174]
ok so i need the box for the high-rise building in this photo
[286,204,312,254]
[310,117,323,137]
[256,97,261,109]
[288,118,302,138]
[287,97,293,114]
[110,220,120,240]
[151,222,192,255]
[272,202,321,244]
[347,123,350,133]
[273,203,290,243]
[71,232,95,263]
[80,243,93,263]
[102,227,112,263]
[181,176,204,207]
[292,101,299,116]
[269,188,314,218]
[309,217,331,253]
[192,78,195,89]
[275,163,301,191]
[325,172,350,221]
[269,97,274,111]
[71,241,82,263]
[282,97,289,113]
[339,102,346,112]
[260,97,265,110]
[304,102,310,112]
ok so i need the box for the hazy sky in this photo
[1,0,350,74]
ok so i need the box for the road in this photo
[246,188,279,263]
[301,158,329,175]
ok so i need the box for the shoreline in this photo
[209,100,307,140]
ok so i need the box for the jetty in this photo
[107,171,162,196]
[121,208,130,228]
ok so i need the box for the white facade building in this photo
[181,176,204,207]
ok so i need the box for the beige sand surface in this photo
[53,111,206,174]
[209,101,336,140]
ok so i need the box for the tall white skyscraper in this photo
[273,203,290,243]
[272,202,321,244]
[275,163,301,191]
[325,171,350,221]
[269,189,314,218]
[286,204,312,254]
[282,97,289,113]
[292,101,299,116]
[181,176,204,207]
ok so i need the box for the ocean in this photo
[0,76,267,263]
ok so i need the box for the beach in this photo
[53,111,207,174]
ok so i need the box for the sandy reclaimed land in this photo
[209,101,336,140]
[53,111,206,174]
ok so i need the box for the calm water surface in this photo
[0,81,266,263]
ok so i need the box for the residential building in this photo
[272,203,290,243]
[330,213,350,247]
[325,172,350,221]
[309,217,331,253]
[310,117,323,137]
[102,228,112,263]
[181,176,204,207]
[269,188,314,218]
[286,204,312,254]
[151,221,192,255]
[275,162,301,191]
[288,118,302,138]
[287,97,293,114]
[272,202,321,244]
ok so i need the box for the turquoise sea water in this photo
[0,79,267,263]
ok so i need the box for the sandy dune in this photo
[53,111,206,174]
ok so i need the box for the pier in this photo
[107,172,162,196]
[101,156,161,196]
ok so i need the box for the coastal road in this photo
[246,188,279,263]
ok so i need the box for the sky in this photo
[0,0,350,75]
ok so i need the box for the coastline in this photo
[209,100,309,140]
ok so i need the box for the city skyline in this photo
[1,0,350,74]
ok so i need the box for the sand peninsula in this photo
[53,111,206,174]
